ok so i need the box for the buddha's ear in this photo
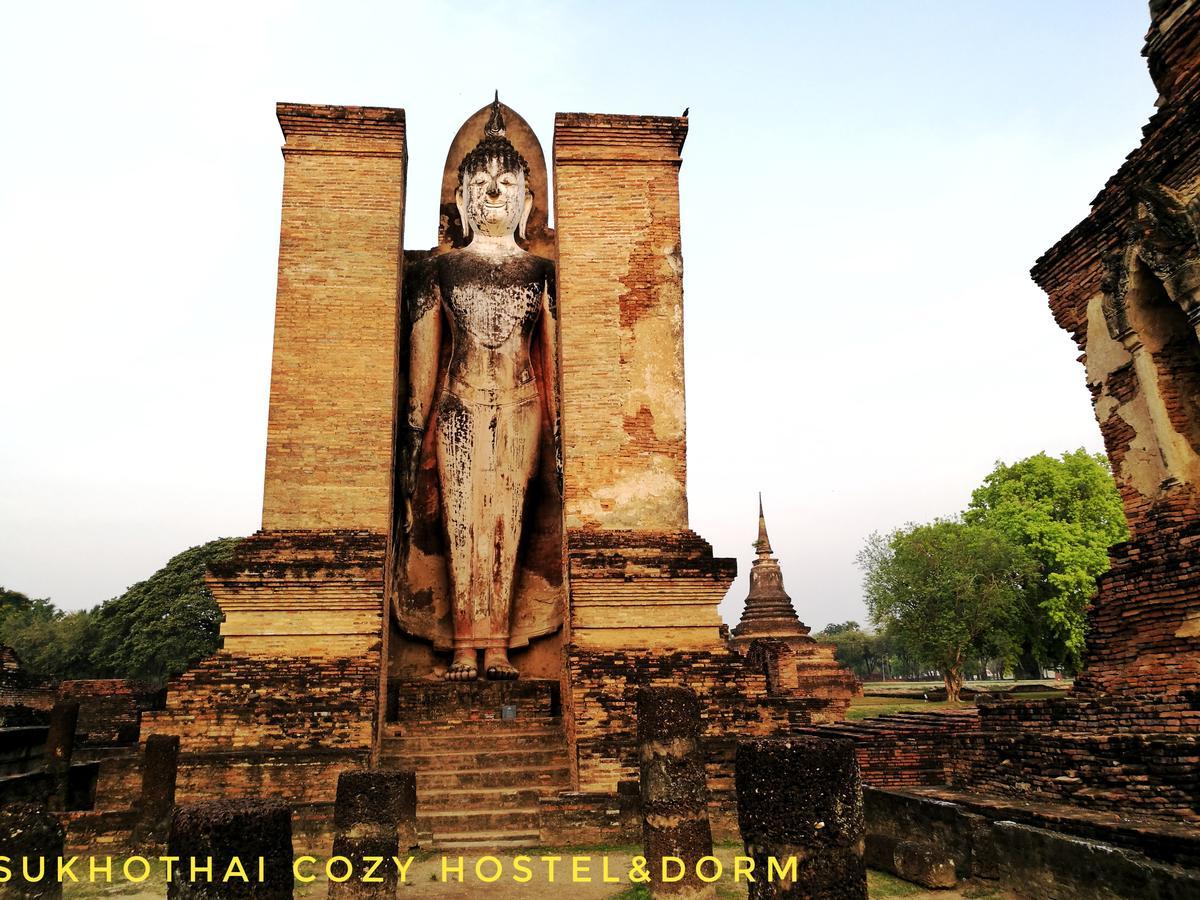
[456,187,471,241]
[519,188,534,240]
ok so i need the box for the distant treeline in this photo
[0,538,240,686]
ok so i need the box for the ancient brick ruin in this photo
[866,2,1200,893]
[957,0,1200,818]
[18,98,858,853]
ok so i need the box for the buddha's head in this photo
[456,96,533,241]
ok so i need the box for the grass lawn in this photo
[847,695,975,720]
[848,680,1070,720]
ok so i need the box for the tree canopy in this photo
[858,519,1031,700]
[963,449,1127,673]
[0,537,240,685]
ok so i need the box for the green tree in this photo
[815,621,873,678]
[87,538,241,684]
[0,589,97,681]
[964,449,1128,674]
[858,520,1031,701]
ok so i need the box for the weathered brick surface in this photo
[568,648,811,798]
[56,679,162,745]
[554,113,690,530]
[142,653,378,753]
[207,530,386,658]
[0,647,55,713]
[566,529,733,650]
[262,103,406,532]
[798,710,980,789]
[386,677,556,724]
[953,729,1198,821]
[1071,513,1200,699]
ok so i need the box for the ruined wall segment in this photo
[262,104,407,532]
[941,0,1200,825]
[553,113,689,531]
[134,106,407,853]
[1030,0,1200,695]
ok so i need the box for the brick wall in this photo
[554,113,690,531]
[798,711,980,789]
[57,680,163,745]
[142,653,378,753]
[1070,514,1200,699]
[953,730,1198,821]
[262,103,406,532]
[567,648,808,796]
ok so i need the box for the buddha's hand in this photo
[401,426,423,533]
[554,422,563,495]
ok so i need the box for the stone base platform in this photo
[385,679,569,849]
[865,785,1200,898]
[385,677,561,724]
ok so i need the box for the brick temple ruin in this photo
[10,98,858,852]
[5,7,1197,894]
[863,1,1200,894]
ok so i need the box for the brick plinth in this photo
[207,531,386,658]
[567,530,733,650]
[798,710,980,789]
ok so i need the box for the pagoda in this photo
[728,496,860,717]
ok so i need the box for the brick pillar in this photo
[637,687,714,899]
[735,737,867,899]
[0,804,63,899]
[133,734,179,844]
[553,112,689,532]
[167,799,293,899]
[45,699,78,811]
[328,769,417,899]
[262,103,407,532]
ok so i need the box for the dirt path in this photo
[59,849,1013,898]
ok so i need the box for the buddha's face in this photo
[458,157,530,240]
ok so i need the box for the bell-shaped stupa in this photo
[727,495,861,719]
[731,495,812,640]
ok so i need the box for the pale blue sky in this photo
[0,1,1157,629]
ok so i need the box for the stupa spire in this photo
[755,492,773,556]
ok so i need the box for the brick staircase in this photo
[382,679,570,849]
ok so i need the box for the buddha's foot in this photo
[445,652,478,681]
[483,649,518,680]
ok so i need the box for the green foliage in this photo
[87,538,240,683]
[816,620,932,680]
[858,519,1031,700]
[815,621,871,675]
[0,537,240,685]
[0,594,98,681]
[964,449,1128,673]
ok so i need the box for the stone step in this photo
[381,746,565,771]
[419,787,544,809]
[383,724,564,749]
[430,830,542,850]
[409,765,571,792]
[419,807,541,834]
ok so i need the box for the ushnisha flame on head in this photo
[457,91,530,187]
